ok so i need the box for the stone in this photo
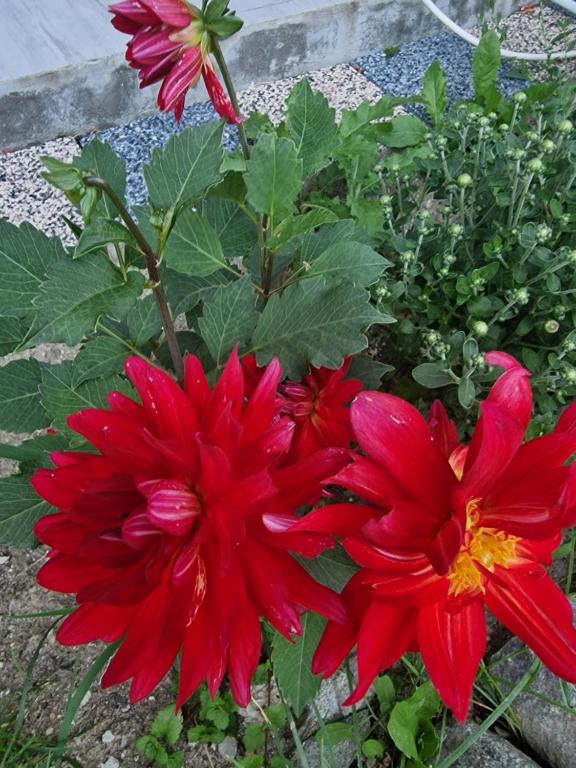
[217,735,238,761]
[101,730,115,745]
[100,758,120,768]
[440,723,541,767]
[490,628,576,768]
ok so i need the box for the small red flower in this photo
[109,0,241,123]
[32,352,347,707]
[291,352,576,721]
[281,359,363,462]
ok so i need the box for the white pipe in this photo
[420,0,576,60]
[549,0,576,16]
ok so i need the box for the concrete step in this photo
[0,0,518,149]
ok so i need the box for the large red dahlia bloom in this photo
[293,352,576,721]
[109,0,241,123]
[32,352,347,707]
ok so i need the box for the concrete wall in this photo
[0,0,520,150]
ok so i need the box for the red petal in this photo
[555,401,576,433]
[418,598,486,722]
[334,454,404,506]
[351,392,454,510]
[485,567,576,682]
[285,503,378,537]
[484,353,532,428]
[158,47,202,115]
[227,604,262,706]
[140,0,191,26]
[242,358,283,445]
[184,355,211,411]
[345,601,414,705]
[57,603,134,645]
[129,27,181,62]
[202,65,243,125]
[428,401,459,459]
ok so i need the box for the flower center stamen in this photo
[447,499,519,596]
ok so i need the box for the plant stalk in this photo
[84,176,184,383]
[211,38,250,161]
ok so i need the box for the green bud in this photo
[527,157,544,173]
[558,119,573,135]
[541,138,555,153]
[472,321,489,337]
[535,224,552,244]
[457,173,473,189]
[544,319,560,334]
[514,91,527,103]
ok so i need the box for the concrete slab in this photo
[0,0,519,149]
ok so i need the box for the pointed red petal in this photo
[227,604,262,706]
[418,599,486,722]
[428,401,459,459]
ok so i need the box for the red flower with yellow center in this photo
[31,352,347,707]
[109,0,241,123]
[290,352,576,720]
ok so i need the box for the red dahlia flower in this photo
[109,0,241,123]
[32,352,347,707]
[292,352,576,721]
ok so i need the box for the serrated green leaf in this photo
[316,722,353,747]
[73,336,129,385]
[300,220,374,264]
[144,122,225,209]
[30,257,145,346]
[412,363,453,389]
[198,278,258,366]
[128,295,163,345]
[285,79,338,176]
[472,31,501,107]
[305,241,388,287]
[300,546,358,593]
[152,706,183,747]
[202,198,258,260]
[74,139,127,220]
[243,724,266,753]
[251,278,390,379]
[40,362,132,432]
[0,220,66,318]
[362,739,385,759]
[264,704,287,731]
[162,267,231,317]
[339,96,397,139]
[272,613,324,715]
[0,474,52,547]
[0,360,49,432]
[379,115,427,148]
[75,219,135,258]
[421,59,447,129]
[245,134,303,224]
[165,210,230,277]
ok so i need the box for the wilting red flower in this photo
[109,0,241,123]
[291,352,576,721]
[32,352,347,707]
[281,359,363,462]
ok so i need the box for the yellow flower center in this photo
[447,499,519,596]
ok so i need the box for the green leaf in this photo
[245,134,303,224]
[421,59,447,129]
[75,219,135,258]
[348,356,393,389]
[300,220,374,264]
[458,377,476,409]
[285,79,338,176]
[264,704,287,732]
[300,546,358,593]
[203,198,258,261]
[373,675,395,715]
[0,433,68,465]
[165,210,230,277]
[162,267,231,317]
[251,277,390,379]
[74,139,127,220]
[362,739,385,759]
[0,474,52,547]
[472,31,501,107]
[270,208,339,248]
[316,722,353,747]
[0,360,49,432]
[128,295,163,345]
[0,220,66,318]
[0,317,28,356]
[198,278,258,366]
[73,336,129,385]
[243,723,266,753]
[379,115,427,148]
[272,613,324,715]
[151,706,183,747]
[388,683,440,761]
[305,241,388,287]
[30,256,145,346]
[40,362,132,432]
[339,97,397,139]
[144,121,225,209]
[412,363,453,389]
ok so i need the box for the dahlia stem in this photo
[83,177,184,383]
[211,39,250,161]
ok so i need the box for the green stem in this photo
[277,689,311,768]
[435,659,540,768]
[83,176,184,383]
[211,38,250,162]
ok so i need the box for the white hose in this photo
[420,0,576,60]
